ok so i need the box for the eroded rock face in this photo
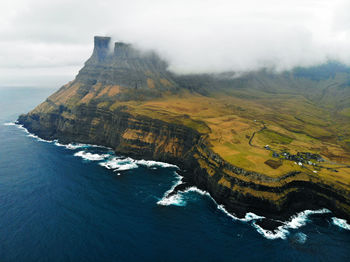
[17,36,350,226]
[78,36,173,90]
[18,102,350,223]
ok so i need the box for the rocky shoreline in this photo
[17,106,350,231]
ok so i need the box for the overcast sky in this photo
[1,0,350,87]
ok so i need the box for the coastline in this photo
[5,120,350,240]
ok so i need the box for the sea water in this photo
[0,87,349,262]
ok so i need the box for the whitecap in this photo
[252,223,290,240]
[217,204,264,222]
[65,143,91,150]
[157,186,209,206]
[285,208,331,229]
[112,163,138,171]
[157,173,184,206]
[5,122,51,143]
[331,217,350,230]
[54,141,110,150]
[14,123,30,134]
[99,157,177,172]
[73,151,110,161]
[181,186,211,196]
[99,157,138,171]
[251,208,331,240]
[157,193,186,206]
[26,133,53,143]
[136,159,178,169]
[158,180,331,241]
[100,157,133,169]
[54,141,65,147]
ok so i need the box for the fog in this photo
[1,0,350,87]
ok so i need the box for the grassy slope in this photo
[31,69,350,190]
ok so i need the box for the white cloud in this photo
[0,0,349,86]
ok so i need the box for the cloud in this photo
[0,0,350,86]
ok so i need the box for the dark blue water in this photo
[0,87,349,262]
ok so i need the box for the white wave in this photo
[181,186,211,196]
[286,208,331,229]
[252,208,331,240]
[217,205,240,220]
[252,223,290,240]
[99,157,177,172]
[14,123,29,134]
[217,204,264,222]
[5,122,52,143]
[54,141,64,147]
[99,157,138,171]
[157,173,184,206]
[136,159,178,169]
[113,163,139,171]
[26,133,53,143]
[156,182,317,241]
[54,141,110,150]
[73,151,110,161]
[331,217,350,230]
[65,143,90,150]
[100,157,134,169]
[158,186,209,206]
[157,193,186,206]
[53,141,82,149]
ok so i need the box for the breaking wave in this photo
[54,141,109,150]
[6,122,177,173]
[100,157,178,172]
[331,217,350,230]
[74,151,111,161]
[157,174,332,240]
[26,133,53,143]
[3,122,16,126]
[252,208,330,240]
[5,122,54,143]
[99,157,139,171]
[157,173,185,206]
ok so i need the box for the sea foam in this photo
[331,217,350,230]
[4,122,53,143]
[74,151,111,161]
[157,174,333,240]
[99,157,178,172]
[252,208,331,240]
[157,172,185,206]
[3,122,16,126]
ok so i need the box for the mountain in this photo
[18,36,350,229]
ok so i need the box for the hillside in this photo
[18,36,350,230]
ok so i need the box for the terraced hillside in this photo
[18,36,350,228]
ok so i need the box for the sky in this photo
[0,0,350,87]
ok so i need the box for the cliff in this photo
[18,36,350,229]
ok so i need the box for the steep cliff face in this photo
[18,36,350,227]
[17,101,350,225]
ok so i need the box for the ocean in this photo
[0,87,349,262]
